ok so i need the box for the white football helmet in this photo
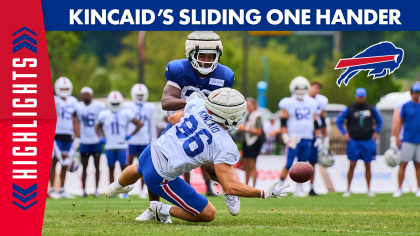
[318,150,335,168]
[107,91,124,112]
[204,88,247,130]
[185,31,223,76]
[131,83,148,104]
[384,148,400,167]
[54,77,73,98]
[289,76,310,100]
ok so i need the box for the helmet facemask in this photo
[189,48,221,76]
[294,87,308,100]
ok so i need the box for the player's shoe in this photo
[135,208,155,222]
[104,182,134,199]
[342,191,351,197]
[94,192,100,198]
[119,193,129,199]
[149,201,172,224]
[222,188,240,216]
[81,191,87,197]
[49,191,61,199]
[393,189,402,197]
[60,191,75,199]
[138,191,147,199]
[416,189,420,197]
[309,189,318,196]
[206,192,218,197]
[293,191,307,197]
[366,191,375,197]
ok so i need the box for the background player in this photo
[95,91,143,198]
[104,88,291,223]
[336,88,383,197]
[137,31,237,222]
[278,76,322,197]
[50,77,79,199]
[72,87,105,197]
[306,81,329,196]
[126,83,157,199]
[393,82,420,197]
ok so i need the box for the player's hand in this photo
[262,180,291,199]
[185,91,206,103]
[396,136,402,148]
[99,137,106,145]
[372,132,378,141]
[125,135,132,141]
[314,136,323,150]
[344,133,350,141]
[237,124,245,132]
[390,136,398,150]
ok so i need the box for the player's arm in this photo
[129,118,143,136]
[95,122,104,138]
[168,111,184,125]
[72,112,80,139]
[320,110,328,137]
[335,107,349,137]
[161,84,186,111]
[313,112,321,136]
[279,108,291,144]
[215,163,289,199]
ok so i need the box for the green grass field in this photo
[43,193,420,235]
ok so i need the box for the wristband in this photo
[260,189,265,199]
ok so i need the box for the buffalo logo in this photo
[335,42,404,87]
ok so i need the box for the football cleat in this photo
[366,191,375,197]
[393,189,402,197]
[60,191,75,199]
[149,201,172,224]
[416,189,420,197]
[342,191,351,197]
[309,189,318,196]
[119,193,129,199]
[135,208,155,222]
[138,191,148,199]
[222,188,240,216]
[49,191,61,199]
[94,192,100,198]
[104,182,134,199]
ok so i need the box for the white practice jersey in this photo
[306,94,328,126]
[55,96,78,135]
[279,95,318,139]
[395,98,411,139]
[124,102,157,145]
[153,97,240,181]
[97,109,135,150]
[75,100,105,144]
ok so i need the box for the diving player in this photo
[278,76,322,197]
[104,88,291,223]
[72,87,105,197]
[50,77,79,199]
[137,31,238,223]
[95,91,143,197]
[125,84,157,199]
[306,81,329,196]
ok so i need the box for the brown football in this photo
[289,162,314,183]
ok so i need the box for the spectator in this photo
[238,97,263,187]
[336,88,383,197]
[392,82,420,197]
[262,114,280,154]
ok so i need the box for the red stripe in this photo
[114,91,117,99]
[139,84,142,91]
[162,182,199,215]
[335,55,398,69]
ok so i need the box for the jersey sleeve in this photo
[165,60,185,89]
[213,150,239,165]
[224,71,235,88]
[185,97,205,114]
[400,103,407,119]
[125,109,136,122]
[279,98,291,110]
[97,111,106,124]
[318,95,329,110]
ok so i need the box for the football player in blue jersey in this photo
[135,31,238,223]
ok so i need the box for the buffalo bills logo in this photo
[335,42,404,87]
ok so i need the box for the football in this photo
[289,162,314,183]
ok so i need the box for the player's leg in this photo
[92,143,102,197]
[136,145,149,198]
[200,164,216,196]
[308,138,318,195]
[280,146,298,186]
[364,161,374,196]
[165,201,216,222]
[105,150,116,184]
[249,157,258,188]
[414,144,420,197]
[81,155,89,197]
[242,157,251,186]
[295,140,312,197]
[49,155,60,199]
[59,141,73,198]
[183,172,190,184]
[362,139,376,196]
[344,140,358,197]
[117,149,130,198]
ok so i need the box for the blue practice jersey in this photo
[165,59,235,98]
[400,101,420,143]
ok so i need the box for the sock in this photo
[160,204,172,216]
[311,184,314,190]
[279,179,284,187]
[205,180,212,193]
[50,189,56,193]
[60,187,65,193]
[115,181,123,188]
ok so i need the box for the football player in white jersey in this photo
[137,31,237,223]
[306,81,329,196]
[278,76,322,197]
[96,91,143,196]
[125,84,157,199]
[104,88,291,223]
[50,77,79,199]
[73,87,105,197]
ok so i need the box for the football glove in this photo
[261,180,291,199]
[186,91,206,103]
[67,137,80,160]
[314,136,323,151]
[390,136,398,150]
[99,137,106,145]
[125,134,132,141]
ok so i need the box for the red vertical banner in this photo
[0,0,55,235]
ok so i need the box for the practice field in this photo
[43,193,420,235]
